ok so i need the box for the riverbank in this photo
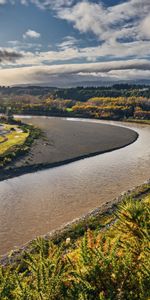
[0,181,149,299]
[0,117,138,182]
[0,119,41,171]
[1,192,149,300]
[0,179,150,266]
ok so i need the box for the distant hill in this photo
[0,83,150,100]
[0,86,57,96]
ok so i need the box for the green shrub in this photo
[0,196,149,299]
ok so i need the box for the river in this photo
[0,118,149,255]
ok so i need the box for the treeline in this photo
[0,86,56,97]
[0,96,149,121]
[53,85,150,101]
[72,97,150,120]
[0,85,150,120]
[1,84,150,100]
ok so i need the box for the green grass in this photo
[66,108,73,112]
[0,121,41,168]
[0,124,29,156]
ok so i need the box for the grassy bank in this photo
[0,120,41,168]
[0,182,150,299]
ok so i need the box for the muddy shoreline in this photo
[0,136,138,182]
[0,118,138,182]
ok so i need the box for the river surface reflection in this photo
[0,118,149,255]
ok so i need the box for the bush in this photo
[0,195,149,299]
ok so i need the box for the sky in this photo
[0,0,150,86]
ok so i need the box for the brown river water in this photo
[0,118,150,255]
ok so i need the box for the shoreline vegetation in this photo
[0,116,41,172]
[0,180,150,299]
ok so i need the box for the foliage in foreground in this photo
[0,195,150,300]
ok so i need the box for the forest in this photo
[0,84,150,121]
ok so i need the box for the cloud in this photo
[8,40,42,51]
[45,0,73,9]
[3,0,150,44]
[140,14,150,39]
[0,49,23,63]
[56,0,150,42]
[23,29,41,39]
[0,59,150,86]
[58,36,78,50]
[0,0,7,4]
[58,2,107,40]
[1,0,150,86]
[24,0,73,10]
[17,0,150,51]
[3,38,150,68]
[3,1,150,61]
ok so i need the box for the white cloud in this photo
[140,14,150,39]
[23,29,41,39]
[58,2,107,40]
[47,0,73,9]
[8,40,42,51]
[1,0,150,85]
[0,0,7,4]
[57,0,150,42]
[2,38,150,68]
[0,59,150,86]
[3,0,150,44]
[4,1,150,63]
[108,69,150,80]
[25,0,73,10]
[58,36,78,50]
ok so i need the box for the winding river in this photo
[0,118,150,255]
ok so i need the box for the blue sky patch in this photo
[0,0,150,86]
